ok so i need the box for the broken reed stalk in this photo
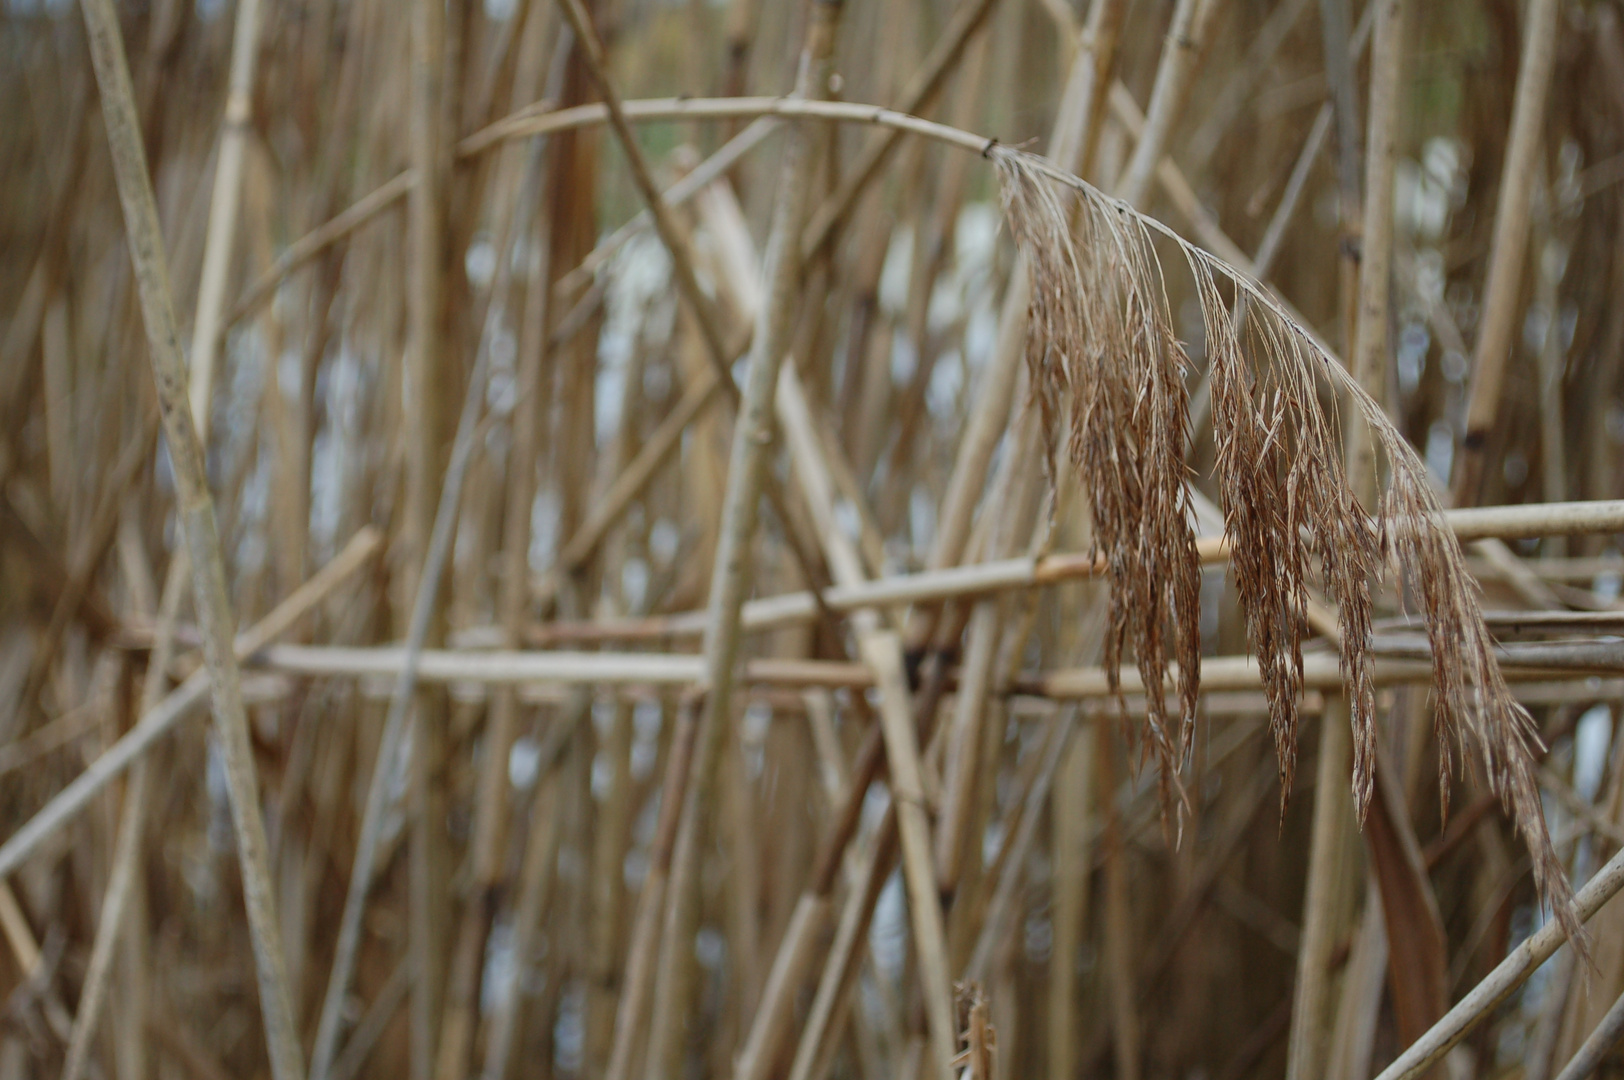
[1454,0,1562,507]
[75,1,305,1077]
[307,326,491,1080]
[991,132,1578,930]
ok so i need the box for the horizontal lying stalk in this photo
[509,499,1624,642]
[248,644,1610,694]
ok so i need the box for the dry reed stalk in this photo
[1551,986,1624,1080]
[1454,0,1562,507]
[1098,715,1143,1080]
[329,958,412,1080]
[1288,0,1403,1067]
[56,530,185,1080]
[1345,3,1449,1061]
[916,4,1131,905]
[403,0,455,1070]
[434,27,559,1074]
[1185,0,1315,170]
[797,0,1000,261]
[0,528,381,879]
[1374,842,1624,1080]
[774,365,959,1079]
[184,0,262,432]
[626,3,840,1073]
[1048,726,1091,1080]
[56,1,267,1067]
[477,692,581,1080]
[783,811,901,1080]
[74,2,305,1076]
[599,695,701,1080]
[307,298,491,1080]
[910,0,1123,640]
[1111,0,1226,206]
[963,710,1074,983]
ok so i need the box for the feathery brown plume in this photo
[992,148,1580,943]
[998,151,1202,830]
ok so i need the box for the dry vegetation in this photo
[11,0,1624,1078]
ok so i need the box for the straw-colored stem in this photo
[774,364,959,1077]
[0,528,381,880]
[434,65,557,1080]
[1285,698,1359,1080]
[1551,986,1624,1080]
[307,307,491,1080]
[634,6,840,1075]
[1112,0,1226,206]
[75,1,303,1075]
[1454,0,1561,507]
[601,695,701,1080]
[784,811,901,1080]
[912,1,1123,635]
[185,0,262,431]
[797,0,1000,261]
[58,531,186,1080]
[1374,843,1624,1080]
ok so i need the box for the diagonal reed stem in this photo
[75,0,304,1076]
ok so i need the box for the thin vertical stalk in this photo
[630,6,841,1077]
[1289,2,1402,1075]
[58,1,266,1063]
[1453,0,1561,507]
[404,0,455,1074]
[186,0,263,431]
[912,0,1124,623]
[1551,986,1624,1080]
[74,2,303,1078]
[434,23,560,1076]
[308,297,494,1080]
[1348,0,1404,498]
[1112,0,1226,207]
[600,696,702,1080]
[1285,699,1358,1080]
[57,558,182,1080]
[775,365,958,1079]
[1048,726,1091,1080]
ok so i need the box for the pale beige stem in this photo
[1454,0,1561,507]
[75,0,304,1074]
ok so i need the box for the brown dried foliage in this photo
[993,148,1580,941]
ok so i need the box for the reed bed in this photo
[8,1,1624,1079]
